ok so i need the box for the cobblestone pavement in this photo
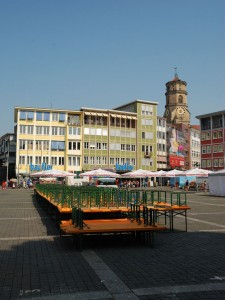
[1,188,225,299]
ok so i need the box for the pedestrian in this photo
[185,180,189,191]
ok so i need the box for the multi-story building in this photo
[0,133,16,182]
[14,99,158,178]
[157,116,167,170]
[196,110,225,170]
[189,125,201,169]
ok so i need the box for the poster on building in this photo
[168,127,185,167]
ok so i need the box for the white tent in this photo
[79,168,121,178]
[165,169,185,177]
[121,169,155,178]
[184,168,212,177]
[30,169,75,178]
[208,169,225,196]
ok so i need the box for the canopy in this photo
[79,168,121,178]
[184,168,212,177]
[209,169,225,196]
[153,170,167,177]
[121,169,155,178]
[166,169,186,177]
[30,169,75,178]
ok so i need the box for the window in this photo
[218,131,223,138]
[126,144,130,151]
[96,157,101,164]
[36,141,42,150]
[131,145,136,151]
[207,159,211,168]
[19,155,25,164]
[102,143,107,150]
[36,126,42,134]
[142,132,145,139]
[218,144,223,152]
[52,113,58,121]
[35,156,42,165]
[84,156,89,164]
[102,157,107,165]
[69,127,77,135]
[213,159,218,167]
[43,127,50,135]
[68,141,80,150]
[97,143,101,150]
[58,157,64,165]
[20,111,34,120]
[51,157,57,165]
[219,158,224,167]
[90,157,95,164]
[27,156,33,164]
[44,112,50,121]
[27,126,33,134]
[59,113,65,122]
[59,127,65,135]
[213,145,218,153]
[202,146,206,154]
[20,111,26,120]
[42,157,49,164]
[51,141,65,151]
[43,141,49,150]
[206,145,211,154]
[84,142,89,149]
[27,140,33,150]
[36,112,42,121]
[121,144,125,151]
[20,125,26,134]
[68,156,80,166]
[110,157,114,164]
[206,132,211,140]
[19,140,26,150]
[52,127,58,135]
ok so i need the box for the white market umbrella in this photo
[30,169,75,178]
[153,170,167,177]
[184,168,212,177]
[152,170,167,187]
[165,169,186,177]
[79,168,121,178]
[121,169,155,187]
[121,169,155,178]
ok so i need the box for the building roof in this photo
[196,110,225,119]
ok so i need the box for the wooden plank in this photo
[60,218,167,235]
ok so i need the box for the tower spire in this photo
[174,67,178,79]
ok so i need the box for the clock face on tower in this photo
[176,107,185,115]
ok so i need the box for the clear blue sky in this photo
[0,0,224,136]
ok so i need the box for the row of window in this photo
[191,151,200,158]
[19,140,65,151]
[84,115,136,128]
[201,159,224,168]
[20,111,68,122]
[201,144,224,154]
[18,140,139,152]
[20,125,81,136]
[201,131,223,140]
[191,140,200,148]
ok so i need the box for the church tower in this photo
[164,70,190,125]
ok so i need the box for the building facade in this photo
[0,133,16,182]
[157,116,167,170]
[196,110,225,170]
[14,99,158,178]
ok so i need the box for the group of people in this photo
[1,178,33,189]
